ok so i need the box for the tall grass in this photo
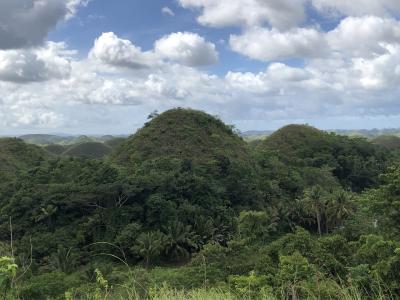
[65,279,393,300]
[62,243,394,300]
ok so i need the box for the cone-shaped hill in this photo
[372,135,400,151]
[62,142,112,159]
[104,137,127,149]
[0,138,48,185]
[262,124,332,161]
[261,124,388,191]
[0,138,47,171]
[44,144,68,155]
[112,108,261,208]
[113,108,251,166]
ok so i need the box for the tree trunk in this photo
[316,210,322,236]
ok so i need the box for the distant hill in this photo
[0,138,48,185]
[112,108,261,208]
[372,135,400,150]
[19,134,128,146]
[19,134,73,145]
[333,128,400,138]
[242,128,400,142]
[262,124,328,160]
[112,108,251,166]
[260,124,388,191]
[62,142,113,159]
[0,138,47,170]
[43,144,69,155]
[104,137,127,149]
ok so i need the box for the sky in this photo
[2,0,400,135]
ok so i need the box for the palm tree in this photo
[326,190,353,231]
[303,186,326,235]
[133,231,166,268]
[163,221,195,261]
[54,246,74,273]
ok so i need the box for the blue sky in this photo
[50,0,264,75]
[1,0,400,134]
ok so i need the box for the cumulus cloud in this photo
[0,0,88,50]
[226,63,316,95]
[0,42,73,83]
[2,49,400,131]
[3,0,400,132]
[327,16,400,57]
[155,32,218,66]
[89,32,158,69]
[312,0,400,17]
[178,0,306,30]
[230,27,326,61]
[351,45,400,90]
[229,16,400,62]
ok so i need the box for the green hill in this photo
[263,124,329,160]
[62,142,112,159]
[69,135,95,145]
[2,112,400,300]
[113,108,250,166]
[0,138,48,195]
[0,138,47,171]
[43,144,68,155]
[104,137,127,149]
[19,134,70,145]
[261,124,387,191]
[112,108,260,208]
[372,135,400,150]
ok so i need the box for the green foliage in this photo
[261,124,388,192]
[44,144,68,155]
[104,137,127,149]
[229,271,271,298]
[365,166,400,236]
[0,256,17,295]
[277,251,317,298]
[238,211,278,244]
[133,231,167,268]
[113,108,250,164]
[1,109,400,299]
[62,142,113,159]
[372,135,400,151]
[18,272,79,300]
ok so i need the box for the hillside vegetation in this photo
[372,135,400,150]
[1,109,400,299]
[113,108,250,164]
[44,144,68,155]
[62,142,113,159]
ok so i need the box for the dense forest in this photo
[1,108,400,299]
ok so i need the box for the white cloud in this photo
[312,0,400,17]
[178,0,306,30]
[0,42,72,83]
[327,16,400,57]
[229,16,400,64]
[265,63,312,82]
[66,0,90,19]
[3,3,400,132]
[0,0,87,50]
[11,109,64,128]
[352,45,400,89]
[230,27,326,61]
[162,7,175,17]
[89,32,158,69]
[2,49,400,131]
[155,32,218,66]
